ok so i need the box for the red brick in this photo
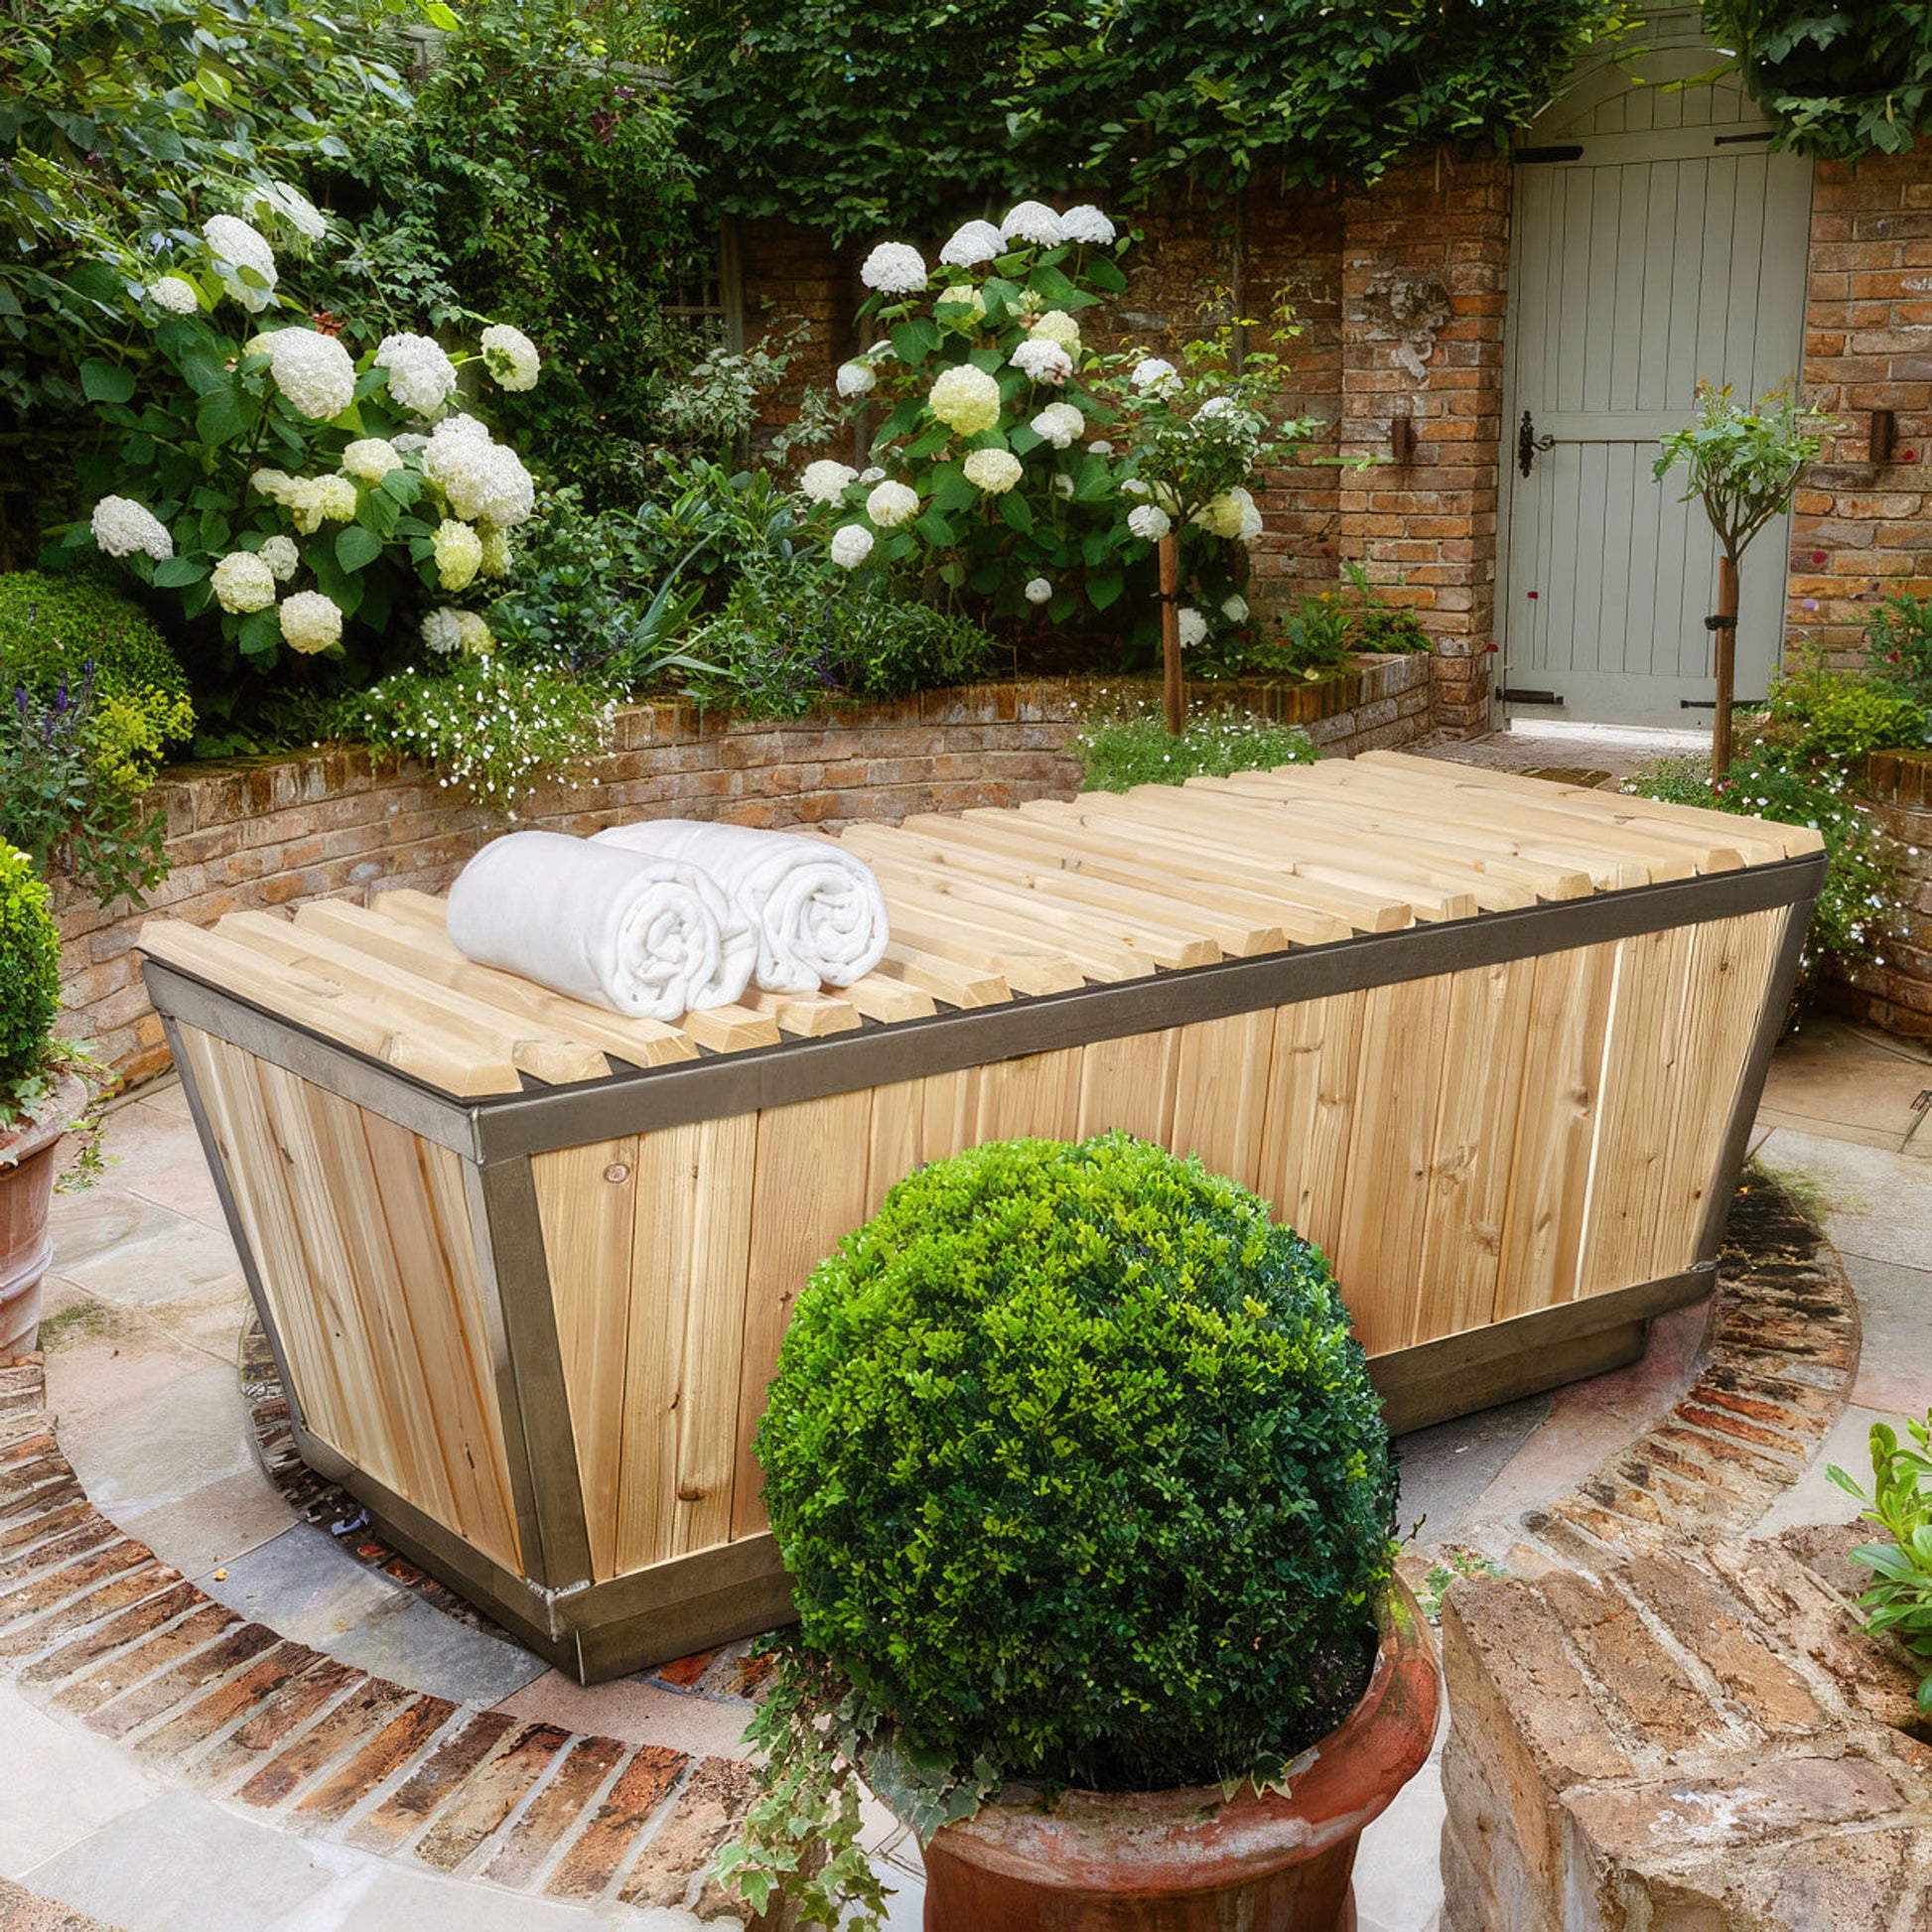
[546,1745,690,1899]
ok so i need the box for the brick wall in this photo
[1824,749,1932,1039]
[59,664,1430,1083]
[1788,152,1932,666]
[736,214,859,462]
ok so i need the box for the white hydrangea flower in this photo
[284,475,357,534]
[858,466,887,484]
[837,361,877,398]
[456,612,495,655]
[1237,492,1264,542]
[1222,594,1251,623]
[250,469,298,504]
[342,438,403,483]
[1031,401,1084,449]
[147,275,199,315]
[1087,439,1114,455]
[1131,356,1181,395]
[258,535,299,582]
[866,480,919,527]
[938,219,1006,268]
[479,525,511,579]
[1025,577,1052,605]
[1030,310,1081,352]
[800,459,858,502]
[422,608,464,655]
[209,550,277,614]
[480,323,540,391]
[1193,491,1247,540]
[1128,504,1172,541]
[1059,205,1116,246]
[203,213,277,312]
[391,432,428,455]
[375,332,459,417]
[928,363,1002,436]
[1052,473,1075,498]
[247,327,355,421]
[423,417,535,526]
[89,496,173,561]
[279,591,343,654]
[245,180,327,241]
[431,412,491,445]
[433,518,483,592]
[936,285,987,326]
[1176,608,1208,650]
[1198,395,1234,419]
[859,241,927,295]
[830,524,875,569]
[1011,339,1073,386]
[963,447,1023,494]
[1000,202,1063,247]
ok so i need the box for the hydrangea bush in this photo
[47,204,544,680]
[806,202,1314,645]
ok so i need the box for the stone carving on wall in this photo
[1361,269,1453,381]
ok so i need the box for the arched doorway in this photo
[1496,10,1813,728]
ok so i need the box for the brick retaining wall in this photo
[57,661,1431,1082]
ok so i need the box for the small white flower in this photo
[1127,504,1172,541]
[1058,205,1116,245]
[800,459,858,502]
[422,609,464,655]
[963,447,1023,494]
[258,535,299,582]
[375,332,459,417]
[244,180,327,241]
[147,275,199,315]
[928,363,1003,436]
[830,524,876,568]
[837,360,877,398]
[209,550,277,614]
[1052,473,1075,498]
[1131,356,1181,395]
[866,340,895,361]
[203,213,277,312]
[858,466,887,484]
[936,285,987,326]
[1087,439,1114,455]
[860,241,927,295]
[938,219,1006,268]
[1000,201,1063,247]
[1030,310,1081,352]
[1222,594,1250,622]
[1121,478,1149,496]
[279,590,343,654]
[1031,400,1085,448]
[341,437,404,483]
[867,480,919,527]
[391,432,428,455]
[1198,395,1234,418]
[1025,577,1052,605]
[480,322,540,391]
[1176,608,1208,650]
[433,518,483,591]
[1011,339,1073,385]
[89,495,173,561]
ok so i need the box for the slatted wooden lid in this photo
[138,751,1823,1100]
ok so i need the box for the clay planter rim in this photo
[0,1071,88,1169]
[919,1580,1439,1897]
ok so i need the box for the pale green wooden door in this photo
[1499,68,1813,728]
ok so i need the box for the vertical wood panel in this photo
[1076,1030,1178,1145]
[973,1047,1082,1143]
[1256,991,1366,1259]
[1170,1013,1275,1190]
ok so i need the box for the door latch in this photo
[1518,409,1555,478]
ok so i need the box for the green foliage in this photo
[684,559,998,718]
[1867,591,1932,706]
[337,653,616,815]
[1073,703,1316,790]
[1653,381,1833,564]
[0,844,62,1101]
[662,0,1630,239]
[759,1133,1396,1794]
[1766,662,1929,760]
[1701,0,1932,158]
[1828,1410,1932,1718]
[320,0,703,505]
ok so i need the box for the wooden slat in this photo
[739,986,863,1036]
[1076,1032,1179,1144]
[731,1091,876,1540]
[1170,1012,1276,1191]
[294,901,698,1068]
[836,971,937,1025]
[679,1005,783,1052]
[879,905,1086,997]
[875,943,1010,1010]
[1255,990,1367,1253]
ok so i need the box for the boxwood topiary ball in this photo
[757,1131,1397,1793]
[0,842,62,1092]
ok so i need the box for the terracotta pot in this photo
[919,1582,1439,1932]
[0,1074,86,1357]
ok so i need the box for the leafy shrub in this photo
[758,1133,1396,1794]
[1074,704,1316,792]
[338,653,617,816]
[1765,660,1928,759]
[0,843,62,1101]
[1829,1409,1932,1718]
[1868,591,1932,705]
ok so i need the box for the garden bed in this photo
[58,662,1432,1080]
[1825,749,1932,1042]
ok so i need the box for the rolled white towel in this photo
[446,831,755,1021]
[593,819,889,993]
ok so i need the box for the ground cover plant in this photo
[1073,703,1315,790]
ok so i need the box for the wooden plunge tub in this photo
[138,752,1824,1680]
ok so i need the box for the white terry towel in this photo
[446,831,756,1021]
[593,819,890,993]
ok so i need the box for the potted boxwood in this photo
[0,841,97,1355]
[716,1132,1437,1931]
